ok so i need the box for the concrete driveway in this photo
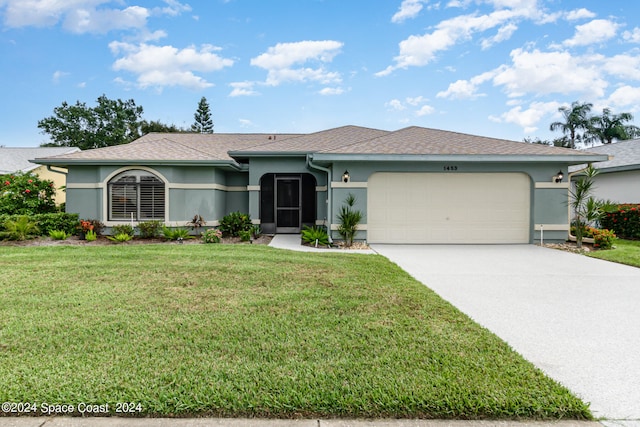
[370,244,640,422]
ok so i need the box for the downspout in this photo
[306,154,333,243]
[46,165,68,176]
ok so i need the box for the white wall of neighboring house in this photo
[592,170,640,204]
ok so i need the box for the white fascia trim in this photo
[331,181,368,188]
[104,220,221,227]
[168,183,248,192]
[247,185,261,191]
[330,224,367,231]
[67,183,101,189]
[535,182,570,189]
[535,224,569,231]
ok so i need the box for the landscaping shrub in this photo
[601,204,640,239]
[0,212,78,236]
[162,226,194,241]
[201,228,222,243]
[337,193,362,247]
[107,233,133,243]
[78,219,105,236]
[218,211,252,237]
[49,230,69,240]
[137,220,163,238]
[0,172,57,215]
[111,224,135,237]
[301,225,330,246]
[0,216,39,241]
[592,228,616,250]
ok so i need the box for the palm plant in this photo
[549,101,592,149]
[570,165,603,248]
[586,108,640,145]
[1,216,40,241]
[337,194,362,247]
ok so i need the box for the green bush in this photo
[1,216,39,241]
[0,172,57,215]
[592,228,616,250]
[78,219,105,236]
[49,230,69,240]
[337,194,362,247]
[85,230,97,242]
[601,204,640,239]
[239,229,252,242]
[162,226,194,241]
[107,233,133,243]
[0,212,78,236]
[218,211,253,237]
[201,228,222,243]
[301,225,330,246]
[111,224,135,237]
[137,220,162,238]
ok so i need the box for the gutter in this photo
[306,154,333,242]
[46,165,69,176]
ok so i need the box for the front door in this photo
[276,177,301,233]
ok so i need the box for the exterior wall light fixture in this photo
[342,170,350,183]
[553,170,564,183]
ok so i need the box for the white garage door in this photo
[367,173,531,244]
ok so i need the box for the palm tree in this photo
[549,101,593,149]
[586,108,640,144]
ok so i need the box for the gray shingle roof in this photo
[320,126,595,156]
[569,139,640,172]
[0,147,80,173]
[33,126,606,165]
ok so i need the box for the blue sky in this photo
[1,0,640,147]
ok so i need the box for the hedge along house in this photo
[34,125,608,244]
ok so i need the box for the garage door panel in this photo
[367,173,530,244]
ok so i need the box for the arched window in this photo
[108,170,165,221]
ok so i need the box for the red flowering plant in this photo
[0,172,56,215]
[601,204,640,239]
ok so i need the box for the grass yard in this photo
[588,239,640,267]
[0,245,590,419]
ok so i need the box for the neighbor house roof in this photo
[569,139,640,173]
[0,147,80,174]
[34,125,609,167]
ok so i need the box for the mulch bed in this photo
[0,235,273,247]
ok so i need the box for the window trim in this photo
[106,168,167,222]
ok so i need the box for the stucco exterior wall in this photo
[591,170,640,204]
[65,165,249,226]
[32,165,69,205]
[327,161,571,243]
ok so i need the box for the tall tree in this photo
[549,101,592,149]
[586,108,640,144]
[38,95,144,150]
[191,96,214,134]
[139,120,186,135]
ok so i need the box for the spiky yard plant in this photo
[337,193,362,247]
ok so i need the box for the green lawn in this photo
[0,245,590,419]
[588,239,640,267]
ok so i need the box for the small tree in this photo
[570,165,603,248]
[191,96,214,134]
[337,193,362,247]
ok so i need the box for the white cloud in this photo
[436,70,495,99]
[607,86,640,109]
[391,0,427,23]
[416,105,435,116]
[318,87,344,95]
[603,54,640,81]
[492,48,608,98]
[229,81,259,97]
[0,0,189,34]
[238,119,254,128]
[406,96,426,106]
[52,70,69,83]
[377,2,539,76]
[565,8,596,21]
[562,19,619,47]
[110,42,233,90]
[250,40,343,86]
[386,99,406,111]
[481,22,517,49]
[623,28,640,43]
[489,101,561,133]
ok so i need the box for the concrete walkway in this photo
[269,234,376,254]
[370,244,640,423]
